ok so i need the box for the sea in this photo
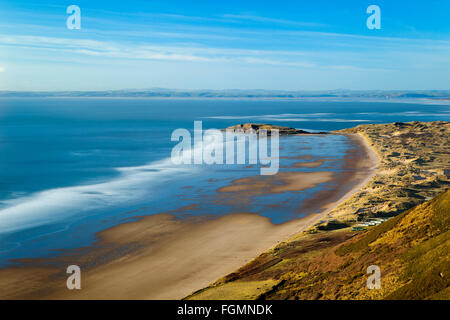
[0,97,448,267]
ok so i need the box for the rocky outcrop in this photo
[224,123,314,135]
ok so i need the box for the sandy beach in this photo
[0,133,378,300]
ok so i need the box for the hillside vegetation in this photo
[187,190,449,300]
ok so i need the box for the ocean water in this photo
[0,98,449,266]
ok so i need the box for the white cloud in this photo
[222,14,325,28]
[0,34,317,67]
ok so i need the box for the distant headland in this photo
[1,89,450,99]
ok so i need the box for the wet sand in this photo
[217,171,334,194]
[0,133,378,300]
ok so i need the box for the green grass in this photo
[386,236,449,299]
[186,280,280,300]
[386,191,450,299]
[430,190,450,233]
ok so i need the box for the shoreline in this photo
[322,133,379,216]
[0,133,379,300]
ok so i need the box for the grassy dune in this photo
[187,121,449,300]
[322,121,449,225]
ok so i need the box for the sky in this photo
[0,0,449,91]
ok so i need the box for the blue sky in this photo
[0,0,449,90]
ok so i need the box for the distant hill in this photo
[187,189,449,300]
[1,89,450,99]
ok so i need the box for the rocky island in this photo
[224,123,317,135]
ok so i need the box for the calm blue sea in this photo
[0,98,448,266]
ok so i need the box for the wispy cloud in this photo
[2,31,443,74]
[222,14,326,28]
[0,34,319,67]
